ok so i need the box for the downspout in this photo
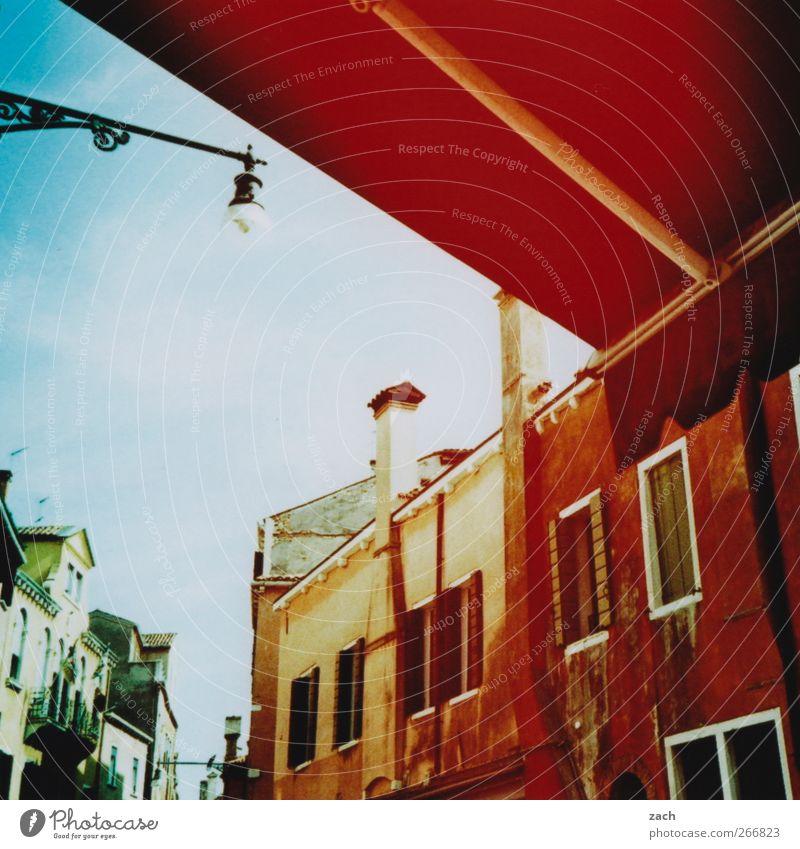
[351,0,714,287]
[433,493,445,777]
[384,525,409,790]
[740,372,800,770]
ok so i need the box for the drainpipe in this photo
[351,0,714,286]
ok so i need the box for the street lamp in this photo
[0,90,268,234]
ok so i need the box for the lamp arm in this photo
[0,90,265,167]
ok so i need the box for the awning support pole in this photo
[353,0,715,286]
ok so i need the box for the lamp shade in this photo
[226,169,270,234]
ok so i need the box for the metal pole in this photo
[353,0,714,285]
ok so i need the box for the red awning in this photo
[64,0,799,349]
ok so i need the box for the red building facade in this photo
[516,223,800,800]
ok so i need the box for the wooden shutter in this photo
[433,588,461,704]
[548,519,564,646]
[589,493,611,627]
[288,676,308,768]
[467,572,484,690]
[650,455,694,604]
[403,608,425,715]
[353,638,365,740]
[333,648,347,747]
[307,667,319,762]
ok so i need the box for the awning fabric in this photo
[64,0,799,348]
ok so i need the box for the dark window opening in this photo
[726,722,787,800]
[403,572,483,715]
[556,506,599,640]
[334,639,364,748]
[288,667,319,768]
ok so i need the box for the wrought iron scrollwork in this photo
[0,93,69,130]
[89,119,130,152]
[0,91,130,153]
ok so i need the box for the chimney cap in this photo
[368,382,426,417]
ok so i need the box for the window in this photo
[404,599,434,715]
[108,746,118,788]
[74,571,83,602]
[334,639,365,748]
[131,758,140,797]
[665,710,791,800]
[9,609,28,683]
[287,667,319,769]
[66,564,75,597]
[638,438,701,615]
[548,490,610,647]
[451,571,483,697]
[403,573,483,715]
[40,628,51,687]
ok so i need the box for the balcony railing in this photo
[27,689,101,745]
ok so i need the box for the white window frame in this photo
[664,708,792,800]
[409,594,435,718]
[289,664,319,772]
[334,637,363,750]
[638,436,702,618]
[559,487,601,520]
[789,363,800,445]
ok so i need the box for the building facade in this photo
[238,200,799,800]
[0,525,116,799]
[239,383,533,799]
[89,611,179,800]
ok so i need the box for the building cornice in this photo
[14,570,60,617]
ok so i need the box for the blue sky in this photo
[0,0,591,795]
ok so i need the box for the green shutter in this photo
[548,519,564,646]
[589,493,611,627]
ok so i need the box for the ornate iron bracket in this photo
[0,91,130,152]
[0,90,265,166]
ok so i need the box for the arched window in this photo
[9,609,28,682]
[40,628,51,688]
[611,771,648,800]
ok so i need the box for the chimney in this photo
[224,715,242,762]
[0,470,11,503]
[368,381,426,550]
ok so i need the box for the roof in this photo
[61,0,799,349]
[368,381,426,414]
[262,450,467,577]
[141,632,176,648]
[274,429,501,609]
[17,525,79,538]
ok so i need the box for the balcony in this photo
[26,689,101,764]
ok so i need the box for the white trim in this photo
[564,630,608,656]
[394,433,501,521]
[410,706,435,721]
[293,760,313,773]
[664,708,792,800]
[637,436,702,614]
[335,738,359,753]
[789,363,800,446]
[341,636,362,652]
[649,591,702,621]
[448,569,477,589]
[448,687,479,706]
[411,593,435,610]
[559,487,601,520]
